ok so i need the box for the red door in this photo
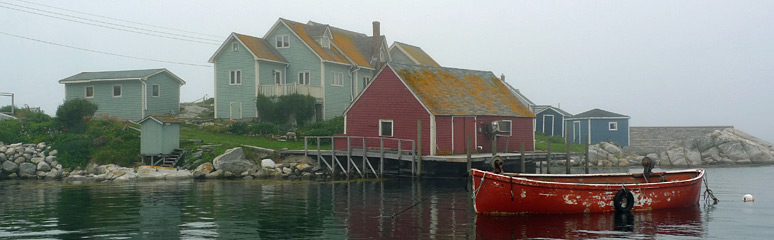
[453,117,476,154]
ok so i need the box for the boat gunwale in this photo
[471,168,705,191]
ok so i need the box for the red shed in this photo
[343,63,535,156]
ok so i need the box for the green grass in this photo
[534,133,587,153]
[180,124,320,152]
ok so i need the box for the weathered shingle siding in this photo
[389,48,415,65]
[145,73,181,116]
[345,66,431,153]
[64,81,142,120]
[324,63,353,120]
[214,38,256,119]
[435,116,453,154]
[590,119,629,147]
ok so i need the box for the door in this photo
[230,102,242,120]
[543,115,554,136]
[453,117,476,154]
[573,121,581,144]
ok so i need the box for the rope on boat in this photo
[473,172,487,200]
[703,174,719,205]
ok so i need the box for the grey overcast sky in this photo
[1,0,773,142]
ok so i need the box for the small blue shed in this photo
[139,115,184,166]
[565,108,630,146]
[534,105,571,137]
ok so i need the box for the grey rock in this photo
[3,161,19,172]
[9,143,22,148]
[0,152,6,161]
[19,162,37,177]
[165,170,193,180]
[24,147,35,154]
[646,153,659,161]
[191,151,203,159]
[0,146,6,153]
[295,163,313,172]
[282,167,292,174]
[4,148,15,156]
[37,161,51,172]
[7,173,17,179]
[45,156,55,163]
[22,153,32,160]
[14,157,25,164]
[205,169,223,179]
[45,168,63,179]
[243,175,254,180]
[261,159,276,169]
[31,157,43,164]
[223,171,234,178]
[213,147,256,173]
[48,149,58,156]
[36,142,46,149]
[194,162,214,176]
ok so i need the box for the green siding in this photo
[324,63,353,120]
[214,38,257,119]
[389,48,415,65]
[141,121,179,155]
[355,69,375,94]
[145,73,182,116]
[64,80,143,120]
[267,24,323,88]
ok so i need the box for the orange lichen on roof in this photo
[331,30,371,68]
[234,33,287,63]
[398,43,440,67]
[281,19,348,64]
[396,66,534,117]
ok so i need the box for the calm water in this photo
[0,166,772,239]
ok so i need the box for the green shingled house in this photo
[59,69,186,121]
[209,18,395,121]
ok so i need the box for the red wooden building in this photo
[343,62,535,156]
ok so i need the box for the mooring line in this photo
[390,191,439,218]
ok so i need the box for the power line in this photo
[0,31,213,68]
[14,0,223,39]
[0,1,221,45]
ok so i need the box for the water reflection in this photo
[475,206,703,239]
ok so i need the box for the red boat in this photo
[471,168,705,214]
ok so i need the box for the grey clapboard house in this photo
[59,69,186,121]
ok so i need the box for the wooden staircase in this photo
[152,149,186,167]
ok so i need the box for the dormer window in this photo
[321,36,330,48]
[275,35,289,48]
[232,42,239,51]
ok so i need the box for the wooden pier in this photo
[292,136,589,178]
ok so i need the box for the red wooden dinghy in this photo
[471,168,704,214]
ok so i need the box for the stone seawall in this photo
[626,126,733,155]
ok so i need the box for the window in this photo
[230,70,241,85]
[298,71,310,85]
[85,86,94,98]
[274,70,282,84]
[113,84,122,97]
[152,84,160,97]
[275,35,289,48]
[362,76,371,87]
[321,36,330,48]
[609,122,618,131]
[232,42,239,51]
[498,120,512,136]
[332,72,344,86]
[379,120,393,137]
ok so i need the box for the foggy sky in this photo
[1,0,772,142]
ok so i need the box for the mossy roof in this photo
[234,33,288,63]
[391,63,534,117]
[281,18,379,69]
[392,42,440,67]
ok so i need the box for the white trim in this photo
[229,102,243,120]
[265,20,324,62]
[331,71,344,86]
[609,121,619,131]
[273,70,282,85]
[275,35,289,48]
[213,62,218,118]
[255,61,260,118]
[140,81,146,117]
[451,116,455,153]
[343,115,347,134]
[232,42,239,52]
[500,119,513,136]
[532,118,536,150]
[542,114,555,135]
[151,84,160,97]
[112,84,122,97]
[321,62,326,120]
[60,77,140,84]
[229,70,242,85]
[573,121,581,144]
[298,71,310,85]
[430,115,436,155]
[379,119,394,137]
[85,86,94,98]
[588,120,592,144]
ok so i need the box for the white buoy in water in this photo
[743,194,754,202]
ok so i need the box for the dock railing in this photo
[304,136,416,178]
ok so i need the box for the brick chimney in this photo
[372,21,380,37]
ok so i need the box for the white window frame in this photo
[275,35,289,48]
[363,76,371,86]
[232,42,239,51]
[609,122,619,131]
[298,71,310,85]
[112,84,122,97]
[152,84,160,97]
[230,70,242,85]
[379,119,394,137]
[499,120,512,136]
[332,72,344,86]
[321,36,330,48]
[274,70,282,84]
[85,86,94,98]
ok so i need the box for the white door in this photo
[230,102,242,120]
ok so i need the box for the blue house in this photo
[565,108,630,146]
[534,105,571,137]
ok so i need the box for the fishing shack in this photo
[139,115,184,166]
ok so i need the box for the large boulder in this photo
[261,159,276,169]
[18,162,37,177]
[36,161,51,172]
[193,163,214,178]
[213,147,255,174]
[3,161,19,173]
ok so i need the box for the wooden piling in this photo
[546,142,551,174]
[566,135,571,174]
[520,142,525,173]
[585,142,590,174]
[466,136,472,174]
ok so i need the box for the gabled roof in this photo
[534,105,572,116]
[59,69,186,85]
[389,63,534,117]
[271,18,384,69]
[208,33,288,64]
[501,80,535,112]
[389,42,440,67]
[569,108,630,119]
[139,115,184,125]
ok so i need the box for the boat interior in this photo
[500,170,702,184]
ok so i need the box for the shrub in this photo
[52,133,92,169]
[56,99,98,132]
[249,122,280,135]
[256,93,316,125]
[0,120,23,143]
[228,121,249,135]
[298,116,343,137]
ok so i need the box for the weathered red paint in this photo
[471,169,704,214]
